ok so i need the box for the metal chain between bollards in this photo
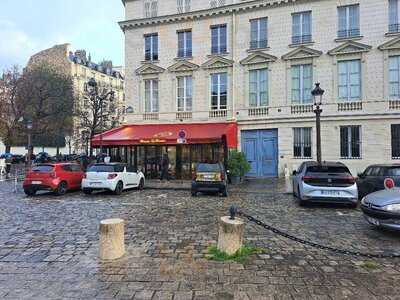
[236,210,400,259]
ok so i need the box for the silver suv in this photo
[292,161,358,207]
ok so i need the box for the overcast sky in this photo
[0,0,124,71]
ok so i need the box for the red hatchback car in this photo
[23,163,85,196]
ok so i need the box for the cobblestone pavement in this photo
[0,179,400,299]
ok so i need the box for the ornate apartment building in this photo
[26,44,125,154]
[113,0,400,178]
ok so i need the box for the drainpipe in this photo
[231,10,236,121]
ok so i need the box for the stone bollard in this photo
[217,216,245,255]
[99,218,125,260]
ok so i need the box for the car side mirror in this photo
[357,172,365,179]
[292,170,297,176]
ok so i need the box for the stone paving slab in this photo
[0,179,399,299]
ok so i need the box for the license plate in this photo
[366,216,380,226]
[31,181,42,185]
[90,182,101,186]
[321,190,341,196]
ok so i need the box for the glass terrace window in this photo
[144,33,158,61]
[389,0,400,33]
[249,69,268,107]
[292,12,312,44]
[338,60,361,101]
[144,79,159,112]
[291,64,312,104]
[177,0,191,13]
[293,128,312,158]
[390,56,400,99]
[391,124,400,159]
[211,73,227,110]
[338,4,360,38]
[177,30,192,58]
[340,126,361,159]
[177,76,193,112]
[211,24,227,54]
[250,18,268,49]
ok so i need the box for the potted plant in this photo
[227,150,251,184]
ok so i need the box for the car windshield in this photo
[32,165,54,172]
[306,165,350,174]
[197,164,220,172]
[386,167,400,176]
[87,164,124,173]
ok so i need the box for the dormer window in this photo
[177,0,190,13]
[144,0,158,18]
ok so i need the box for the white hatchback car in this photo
[82,163,145,195]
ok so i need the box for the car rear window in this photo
[87,164,124,173]
[386,167,400,176]
[196,164,220,172]
[306,165,350,174]
[32,165,54,172]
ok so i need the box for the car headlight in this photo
[383,203,400,212]
[361,197,367,205]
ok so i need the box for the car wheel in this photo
[298,186,306,206]
[349,202,358,209]
[24,188,36,196]
[114,181,123,195]
[56,181,67,196]
[191,190,197,197]
[83,188,92,195]
[138,178,145,190]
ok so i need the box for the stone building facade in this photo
[119,0,400,177]
[26,44,125,154]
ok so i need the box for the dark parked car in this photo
[361,181,400,231]
[357,164,400,199]
[191,162,228,197]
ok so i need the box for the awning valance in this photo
[91,122,238,148]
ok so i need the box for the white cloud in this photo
[0,20,40,69]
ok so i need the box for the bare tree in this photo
[0,66,25,153]
[74,78,121,155]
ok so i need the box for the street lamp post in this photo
[26,120,33,170]
[311,83,325,165]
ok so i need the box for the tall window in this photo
[144,79,159,112]
[390,56,400,99]
[340,126,361,159]
[249,69,268,107]
[210,0,225,8]
[291,64,312,104]
[177,30,192,58]
[211,25,227,54]
[250,18,268,49]
[293,128,312,158]
[177,76,192,112]
[392,124,400,158]
[144,33,158,61]
[389,0,400,33]
[177,0,191,13]
[338,60,361,101]
[144,0,158,18]
[338,4,360,38]
[292,12,312,44]
[211,73,227,110]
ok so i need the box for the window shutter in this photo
[389,56,400,98]
[303,12,311,36]
[349,5,359,31]
[340,127,349,158]
[292,14,301,38]
[389,0,398,27]
[338,7,347,32]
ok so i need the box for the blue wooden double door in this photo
[241,129,278,178]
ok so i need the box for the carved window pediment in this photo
[201,56,234,69]
[135,63,165,75]
[240,51,277,65]
[378,37,400,51]
[282,46,322,60]
[328,41,372,56]
[167,60,199,72]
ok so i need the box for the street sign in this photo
[177,129,187,144]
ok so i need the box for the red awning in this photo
[91,122,238,148]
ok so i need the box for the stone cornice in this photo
[119,0,308,31]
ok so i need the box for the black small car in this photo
[191,162,228,197]
[357,164,400,199]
